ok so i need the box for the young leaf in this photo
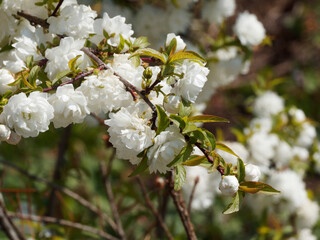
[182,123,199,135]
[130,48,167,63]
[222,192,242,214]
[239,182,280,195]
[201,128,216,150]
[179,98,192,117]
[128,155,148,177]
[118,34,125,52]
[133,36,150,49]
[52,70,73,85]
[216,142,240,159]
[188,115,229,123]
[237,158,246,183]
[156,105,170,135]
[170,114,186,130]
[174,165,186,191]
[182,155,207,166]
[28,65,40,87]
[168,51,206,64]
[68,55,82,71]
[166,37,177,56]
[26,55,34,69]
[167,143,193,167]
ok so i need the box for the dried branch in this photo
[7,212,119,240]
[136,177,174,240]
[51,0,65,16]
[81,47,158,129]
[0,200,25,240]
[0,159,118,232]
[17,11,49,28]
[46,125,71,217]
[187,177,199,214]
[100,156,126,240]
[168,173,197,240]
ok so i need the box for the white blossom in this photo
[147,125,186,173]
[296,122,316,148]
[245,164,261,181]
[274,140,293,168]
[48,5,97,39]
[105,102,156,165]
[172,60,209,103]
[202,0,236,24]
[216,141,249,165]
[219,175,239,196]
[92,12,133,47]
[0,92,54,138]
[253,91,284,118]
[49,84,89,128]
[296,198,319,230]
[45,37,91,80]
[289,107,306,122]
[0,124,11,141]
[6,131,21,145]
[0,10,17,47]
[0,69,17,95]
[77,69,132,114]
[249,117,273,133]
[290,229,317,240]
[233,11,266,47]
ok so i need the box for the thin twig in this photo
[100,154,126,240]
[195,143,224,175]
[81,47,158,129]
[17,11,49,28]
[0,200,25,240]
[51,0,65,16]
[168,173,197,240]
[46,125,71,217]
[0,159,118,232]
[136,176,174,240]
[187,177,199,214]
[7,212,119,240]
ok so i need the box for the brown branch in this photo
[17,11,49,28]
[195,143,224,175]
[7,212,119,240]
[51,0,65,16]
[136,177,174,240]
[0,200,25,240]
[46,125,71,217]
[100,155,126,240]
[187,176,199,214]
[81,47,158,129]
[43,65,106,92]
[168,173,197,240]
[0,159,118,232]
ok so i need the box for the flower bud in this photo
[6,131,21,145]
[143,68,153,79]
[245,164,261,182]
[219,175,239,196]
[0,124,11,141]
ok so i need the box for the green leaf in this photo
[52,70,72,85]
[223,192,243,214]
[201,129,216,150]
[168,51,206,64]
[130,48,166,63]
[182,155,207,166]
[128,155,148,177]
[216,142,240,159]
[179,98,192,117]
[68,55,82,71]
[133,37,150,49]
[237,158,246,183]
[188,115,229,123]
[161,64,175,77]
[156,105,170,135]
[170,114,186,130]
[26,55,34,69]
[118,34,125,52]
[28,66,40,87]
[239,182,280,195]
[166,37,177,56]
[174,165,186,191]
[167,143,193,167]
[182,123,198,135]
[21,73,33,89]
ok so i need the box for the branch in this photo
[0,200,25,240]
[81,47,157,129]
[187,176,199,214]
[51,0,64,16]
[195,143,224,175]
[7,212,119,240]
[17,11,49,28]
[0,159,118,232]
[168,173,197,240]
[46,125,71,217]
[136,177,174,240]
[100,156,126,240]
[43,65,106,92]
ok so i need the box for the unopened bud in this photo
[6,131,21,145]
[245,164,261,182]
[219,175,239,196]
[143,68,153,79]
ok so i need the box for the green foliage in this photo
[174,165,186,191]
[239,182,280,195]
[155,105,170,135]
[223,192,243,214]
